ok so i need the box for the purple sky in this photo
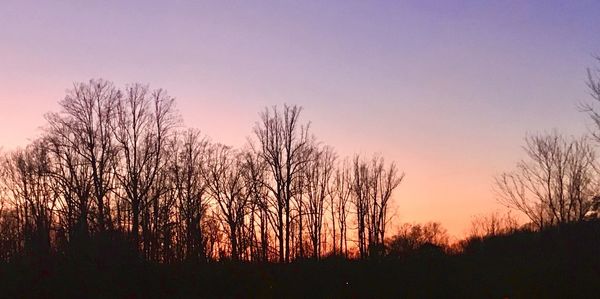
[2,1,600,237]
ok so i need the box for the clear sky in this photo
[2,1,600,237]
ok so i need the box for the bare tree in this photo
[1,142,57,256]
[369,155,404,253]
[495,132,598,229]
[168,129,209,261]
[0,172,19,261]
[332,159,352,257]
[252,105,313,262]
[291,170,306,259]
[304,146,336,259]
[44,125,93,244]
[352,154,404,258]
[203,144,250,260]
[583,57,600,142]
[45,79,119,234]
[351,155,370,259]
[468,211,519,238]
[241,148,271,261]
[114,84,178,251]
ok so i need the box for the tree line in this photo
[3,66,600,266]
[0,79,404,263]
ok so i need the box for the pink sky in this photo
[2,1,600,237]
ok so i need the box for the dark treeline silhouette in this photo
[0,79,404,264]
[0,77,599,297]
[0,217,598,297]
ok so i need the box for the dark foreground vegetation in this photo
[3,67,600,298]
[0,219,598,298]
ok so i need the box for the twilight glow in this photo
[2,0,600,237]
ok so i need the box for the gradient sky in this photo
[2,1,600,238]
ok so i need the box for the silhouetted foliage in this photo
[2,78,600,297]
[0,219,597,298]
[386,222,449,259]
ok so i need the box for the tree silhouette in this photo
[352,154,404,258]
[169,129,209,262]
[114,84,178,255]
[0,80,410,264]
[304,145,335,259]
[45,79,119,235]
[251,105,313,262]
[0,78,598,298]
[495,132,597,229]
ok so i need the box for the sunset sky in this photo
[2,1,600,237]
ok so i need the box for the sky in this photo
[2,0,600,238]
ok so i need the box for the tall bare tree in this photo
[304,146,336,259]
[369,155,404,252]
[44,129,93,243]
[203,144,250,260]
[168,129,209,261]
[252,105,313,262]
[332,159,352,257]
[241,149,271,261]
[352,156,370,259]
[352,154,404,258]
[45,79,119,234]
[114,84,178,250]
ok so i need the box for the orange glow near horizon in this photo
[0,84,570,239]
[2,1,600,239]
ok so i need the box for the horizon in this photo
[3,1,600,239]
